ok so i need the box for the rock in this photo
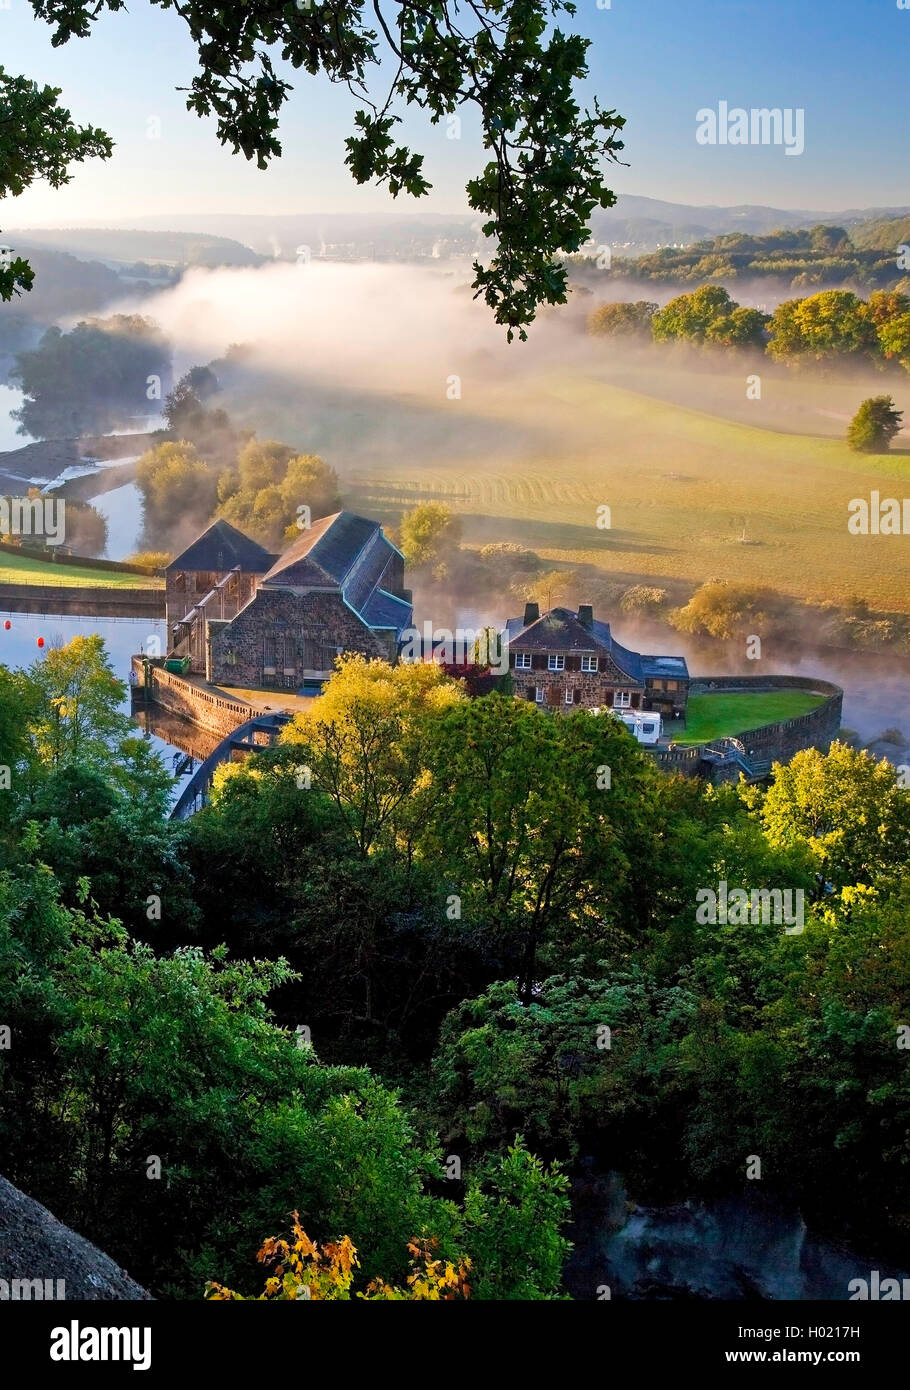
[0,1175,152,1300]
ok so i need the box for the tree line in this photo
[1,640,909,1296]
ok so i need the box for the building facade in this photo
[502,603,689,717]
[165,512,412,691]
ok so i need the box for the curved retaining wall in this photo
[132,660,251,739]
[650,675,844,780]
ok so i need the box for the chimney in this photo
[578,604,594,629]
[523,601,540,627]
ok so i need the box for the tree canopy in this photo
[8,1,627,338]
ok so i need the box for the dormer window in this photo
[547,654,565,671]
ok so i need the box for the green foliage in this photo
[669,580,793,641]
[22,0,625,338]
[619,584,667,617]
[219,445,341,546]
[846,395,904,453]
[0,65,112,301]
[3,634,910,1293]
[11,315,171,438]
[26,634,130,769]
[587,300,657,338]
[135,441,218,537]
[754,742,910,897]
[397,501,462,575]
[767,290,880,365]
[652,285,740,343]
[421,694,664,993]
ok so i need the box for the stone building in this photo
[165,520,275,671]
[502,603,689,717]
[167,511,412,691]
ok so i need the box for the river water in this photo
[0,612,214,796]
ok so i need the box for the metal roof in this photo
[166,519,275,574]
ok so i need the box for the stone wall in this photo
[688,675,843,761]
[511,656,644,711]
[0,585,164,618]
[208,588,389,689]
[133,660,251,739]
[651,675,844,781]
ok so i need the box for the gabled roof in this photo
[262,511,388,589]
[504,607,612,654]
[167,519,275,574]
[503,606,687,684]
[260,510,413,642]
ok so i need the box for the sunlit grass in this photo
[673,691,827,745]
[0,551,163,589]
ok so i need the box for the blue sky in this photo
[3,0,908,223]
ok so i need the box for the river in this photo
[0,612,218,798]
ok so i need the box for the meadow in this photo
[343,368,910,614]
[0,551,162,589]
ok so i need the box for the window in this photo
[613,690,631,708]
[515,652,532,669]
[564,687,575,705]
[581,655,598,673]
[535,686,545,704]
[548,654,565,671]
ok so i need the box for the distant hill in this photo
[5,227,263,270]
[0,243,124,317]
[850,215,910,252]
[587,197,910,251]
[80,200,910,258]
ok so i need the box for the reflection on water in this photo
[131,700,222,765]
[93,480,144,560]
[0,613,198,793]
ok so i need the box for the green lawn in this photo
[673,691,826,745]
[0,552,163,590]
[230,353,910,614]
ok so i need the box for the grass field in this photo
[335,368,910,613]
[0,552,163,589]
[229,346,910,615]
[673,691,827,745]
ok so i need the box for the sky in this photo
[2,0,909,225]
